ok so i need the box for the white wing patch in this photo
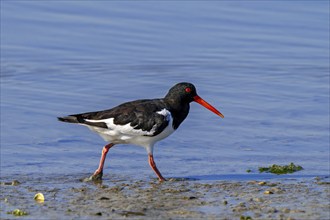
[156,108,171,121]
[86,117,157,136]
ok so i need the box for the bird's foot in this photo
[82,171,103,182]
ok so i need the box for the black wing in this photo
[58,99,171,136]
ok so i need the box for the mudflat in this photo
[1,174,329,219]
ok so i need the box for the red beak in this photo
[193,96,224,118]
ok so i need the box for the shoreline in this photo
[1,174,329,219]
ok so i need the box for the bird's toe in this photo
[82,171,103,182]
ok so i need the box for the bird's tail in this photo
[58,115,107,128]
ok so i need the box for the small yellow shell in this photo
[264,190,274,194]
[258,181,267,185]
[34,193,45,203]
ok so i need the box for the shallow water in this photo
[1,1,329,181]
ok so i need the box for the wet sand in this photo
[1,174,329,220]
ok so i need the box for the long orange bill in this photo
[193,95,224,118]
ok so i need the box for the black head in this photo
[164,82,198,103]
[164,82,224,118]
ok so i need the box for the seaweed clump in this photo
[259,163,303,175]
[7,209,28,216]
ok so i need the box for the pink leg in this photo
[91,143,114,180]
[148,154,166,182]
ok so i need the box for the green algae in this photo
[240,215,252,220]
[7,209,28,216]
[259,163,303,174]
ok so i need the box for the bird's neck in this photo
[163,98,190,130]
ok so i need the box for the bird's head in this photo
[165,82,224,118]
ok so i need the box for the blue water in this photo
[1,1,329,179]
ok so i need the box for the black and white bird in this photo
[58,82,224,181]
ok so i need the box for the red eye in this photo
[185,87,191,93]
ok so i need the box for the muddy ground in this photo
[0,174,329,219]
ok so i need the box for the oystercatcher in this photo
[58,82,224,181]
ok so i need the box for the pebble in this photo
[183,196,197,200]
[282,208,290,213]
[270,187,284,193]
[254,197,264,202]
[0,180,21,186]
[268,207,278,213]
